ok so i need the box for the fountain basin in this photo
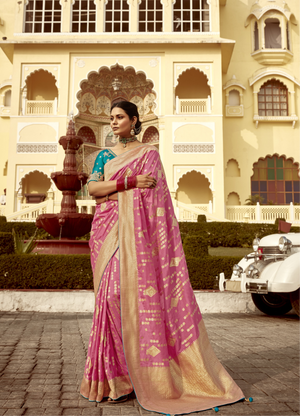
[51,172,88,192]
[33,239,90,255]
[36,213,93,239]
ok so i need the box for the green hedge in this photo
[0,254,93,289]
[179,222,300,248]
[0,232,14,255]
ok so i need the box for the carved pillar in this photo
[290,90,296,116]
[22,87,27,116]
[280,16,287,49]
[60,0,72,33]
[253,91,258,116]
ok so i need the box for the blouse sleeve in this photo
[87,151,105,184]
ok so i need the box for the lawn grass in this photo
[208,247,253,257]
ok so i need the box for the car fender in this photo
[259,252,300,293]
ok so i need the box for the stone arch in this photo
[24,68,58,89]
[227,192,241,206]
[20,170,52,203]
[142,126,159,144]
[225,159,240,177]
[175,68,211,100]
[77,126,96,144]
[75,63,157,119]
[25,69,58,101]
[176,170,213,204]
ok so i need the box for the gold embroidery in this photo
[138,231,144,238]
[156,207,165,217]
[170,257,181,267]
[124,167,133,177]
[157,170,162,178]
[143,286,157,298]
[171,297,179,309]
[152,247,159,257]
[172,217,177,226]
[146,346,161,357]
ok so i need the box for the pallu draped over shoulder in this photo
[80,144,244,415]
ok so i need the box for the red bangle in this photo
[116,178,125,191]
[127,176,136,189]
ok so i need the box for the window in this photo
[251,156,300,205]
[24,0,61,33]
[173,0,209,33]
[254,21,259,51]
[139,0,163,32]
[72,0,96,32]
[258,80,288,117]
[105,0,129,32]
[228,90,240,106]
[4,90,11,107]
[264,18,281,48]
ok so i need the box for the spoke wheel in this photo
[251,293,292,316]
[290,289,300,317]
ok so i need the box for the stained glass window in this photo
[251,156,300,204]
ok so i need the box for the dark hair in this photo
[111,101,142,134]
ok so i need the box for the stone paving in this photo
[0,311,298,416]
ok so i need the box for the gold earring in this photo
[130,125,135,137]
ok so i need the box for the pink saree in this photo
[80,144,244,414]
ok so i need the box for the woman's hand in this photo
[95,192,118,205]
[136,172,157,189]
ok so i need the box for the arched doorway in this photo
[75,64,158,144]
[251,155,300,204]
[176,171,213,204]
[21,171,52,204]
[78,126,96,144]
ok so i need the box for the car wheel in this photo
[290,289,300,317]
[251,293,293,316]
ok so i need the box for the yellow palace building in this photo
[0,0,299,223]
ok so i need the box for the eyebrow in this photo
[111,113,124,117]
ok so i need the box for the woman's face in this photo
[110,107,136,138]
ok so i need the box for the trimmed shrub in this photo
[197,215,207,223]
[274,217,286,226]
[183,235,208,257]
[0,254,93,290]
[0,232,14,255]
[0,216,7,223]
[186,255,242,290]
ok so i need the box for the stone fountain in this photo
[35,119,93,254]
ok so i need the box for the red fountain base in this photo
[36,213,93,239]
[33,239,90,255]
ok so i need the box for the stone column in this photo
[95,0,105,32]
[60,0,72,33]
[162,0,173,32]
[129,0,138,32]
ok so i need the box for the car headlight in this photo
[233,264,243,277]
[247,264,260,278]
[278,236,292,252]
[252,237,260,252]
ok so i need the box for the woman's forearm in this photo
[88,180,117,197]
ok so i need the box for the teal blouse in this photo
[87,149,116,184]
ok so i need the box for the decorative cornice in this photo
[249,67,300,87]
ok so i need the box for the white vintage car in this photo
[219,233,300,316]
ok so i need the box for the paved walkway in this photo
[0,311,298,416]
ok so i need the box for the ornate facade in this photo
[0,0,299,222]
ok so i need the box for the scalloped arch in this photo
[75,63,158,117]
[245,7,297,27]
[24,69,58,89]
[175,169,212,192]
[175,67,211,89]
[18,169,53,190]
[251,154,300,178]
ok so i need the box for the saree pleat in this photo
[81,144,244,414]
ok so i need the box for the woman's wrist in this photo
[117,176,137,191]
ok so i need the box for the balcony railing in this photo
[24,98,57,115]
[176,97,211,114]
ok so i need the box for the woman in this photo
[80,101,244,414]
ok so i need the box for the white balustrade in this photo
[6,201,48,222]
[25,98,57,115]
[176,96,211,114]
